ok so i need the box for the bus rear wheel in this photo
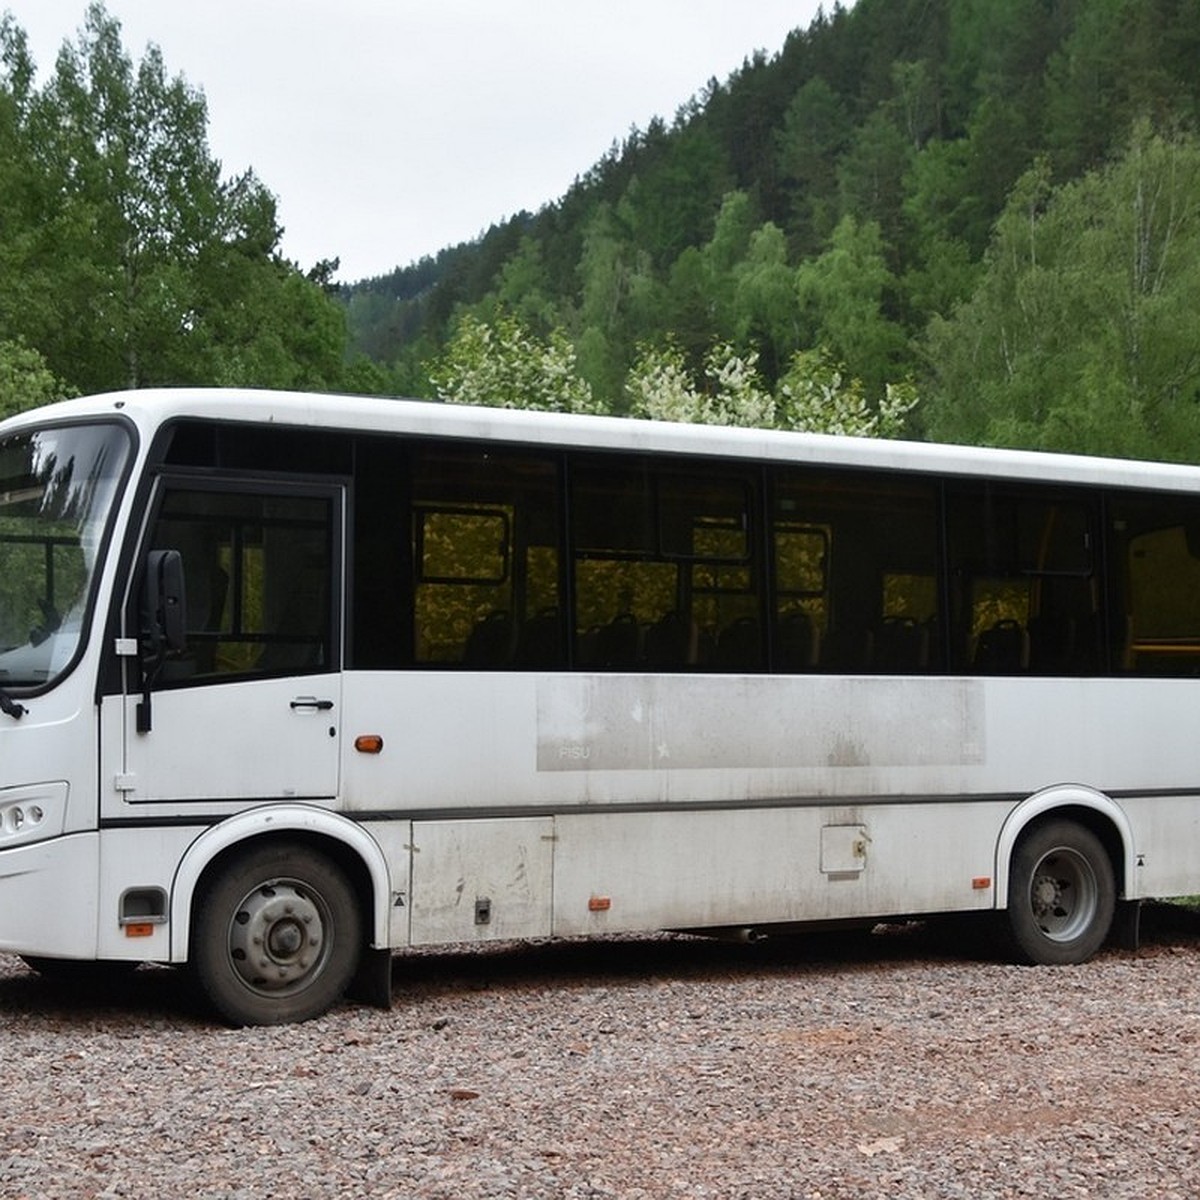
[1006,820,1115,965]
[192,842,362,1026]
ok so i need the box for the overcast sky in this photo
[10,2,828,282]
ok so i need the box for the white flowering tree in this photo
[776,349,917,437]
[429,312,599,415]
[628,341,916,437]
[431,312,916,438]
[626,341,774,427]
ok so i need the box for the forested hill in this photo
[344,0,1200,462]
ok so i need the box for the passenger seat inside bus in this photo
[972,618,1029,672]
[595,612,641,668]
[775,611,819,671]
[518,608,561,668]
[643,611,695,669]
[712,617,763,670]
[870,616,929,671]
[463,610,516,666]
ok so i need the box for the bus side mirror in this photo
[141,549,187,657]
[137,550,186,734]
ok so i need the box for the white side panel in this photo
[363,819,414,948]
[1119,794,1200,898]
[343,673,1197,813]
[0,833,100,958]
[114,674,342,804]
[97,824,201,960]
[409,818,554,944]
[339,669,1200,920]
[550,804,1006,937]
[0,669,98,837]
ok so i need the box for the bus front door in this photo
[104,477,344,808]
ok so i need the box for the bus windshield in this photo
[0,421,130,689]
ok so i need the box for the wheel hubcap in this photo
[227,880,331,997]
[1029,847,1098,943]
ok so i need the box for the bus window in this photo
[773,471,940,673]
[415,504,512,663]
[947,488,1099,674]
[0,422,129,689]
[570,457,762,671]
[148,486,335,680]
[409,447,561,668]
[418,508,509,583]
[773,524,829,670]
[1111,496,1200,674]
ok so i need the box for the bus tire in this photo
[1006,820,1115,965]
[191,842,362,1027]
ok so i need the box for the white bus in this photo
[0,388,1195,1023]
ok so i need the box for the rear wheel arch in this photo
[1005,818,1116,963]
[995,788,1132,965]
[994,787,1133,907]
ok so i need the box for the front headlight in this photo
[0,784,66,848]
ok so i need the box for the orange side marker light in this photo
[588,896,612,912]
[124,923,155,938]
[972,876,992,890]
[355,734,385,754]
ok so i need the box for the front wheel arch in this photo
[170,805,392,965]
[190,838,364,1026]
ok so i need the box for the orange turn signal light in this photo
[124,923,155,938]
[355,735,384,754]
[588,896,612,912]
[972,876,992,890]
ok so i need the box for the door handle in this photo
[290,696,334,711]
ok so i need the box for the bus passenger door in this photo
[104,476,344,807]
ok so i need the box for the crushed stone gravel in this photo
[2,905,1199,1199]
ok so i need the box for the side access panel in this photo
[408,818,554,944]
[550,804,1005,937]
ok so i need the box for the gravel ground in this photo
[2,906,1199,1200]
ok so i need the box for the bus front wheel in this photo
[1006,820,1115,965]
[192,842,362,1026]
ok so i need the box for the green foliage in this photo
[427,304,918,440]
[334,0,1200,463]
[795,215,907,398]
[925,128,1200,460]
[0,341,73,419]
[626,341,774,428]
[25,0,1181,471]
[775,76,850,251]
[0,5,349,403]
[731,221,799,378]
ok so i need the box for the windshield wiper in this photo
[0,688,26,719]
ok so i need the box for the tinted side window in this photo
[409,446,562,668]
[1110,493,1200,675]
[570,457,762,671]
[149,485,336,681]
[772,470,941,673]
[946,487,1100,674]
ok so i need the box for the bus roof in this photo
[7,386,1200,494]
